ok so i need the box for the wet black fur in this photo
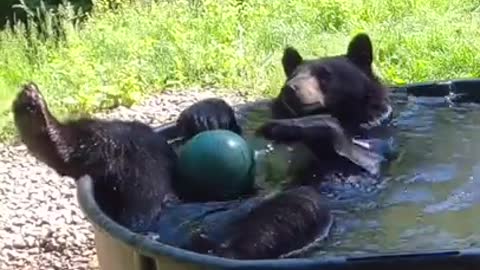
[177,98,242,141]
[272,33,389,131]
[210,186,331,260]
[12,83,178,231]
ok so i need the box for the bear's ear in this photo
[346,33,373,69]
[282,47,303,77]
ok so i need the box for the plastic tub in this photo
[76,79,480,270]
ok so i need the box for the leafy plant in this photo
[1,0,480,142]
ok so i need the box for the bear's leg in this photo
[12,82,74,176]
[147,187,332,260]
[256,114,384,176]
[209,186,333,260]
[177,98,242,140]
[12,82,179,230]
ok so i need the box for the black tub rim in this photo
[76,78,480,269]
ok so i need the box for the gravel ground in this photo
[0,89,252,270]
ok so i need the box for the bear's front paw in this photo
[256,121,301,143]
[177,98,241,140]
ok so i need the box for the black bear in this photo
[11,33,391,261]
[178,33,392,186]
[12,83,334,260]
[272,32,390,131]
[261,33,394,187]
[264,33,394,186]
[157,32,393,258]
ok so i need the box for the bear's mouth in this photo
[280,95,328,117]
[299,103,327,113]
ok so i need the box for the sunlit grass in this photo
[1,0,480,142]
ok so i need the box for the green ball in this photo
[176,129,255,201]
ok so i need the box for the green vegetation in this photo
[1,0,480,142]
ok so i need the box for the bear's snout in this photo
[281,74,326,115]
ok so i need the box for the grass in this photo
[1,0,480,142]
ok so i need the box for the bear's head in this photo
[272,33,389,128]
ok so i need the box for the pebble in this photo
[0,88,249,270]
[12,236,26,249]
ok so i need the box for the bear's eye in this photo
[315,66,331,80]
[315,66,331,90]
